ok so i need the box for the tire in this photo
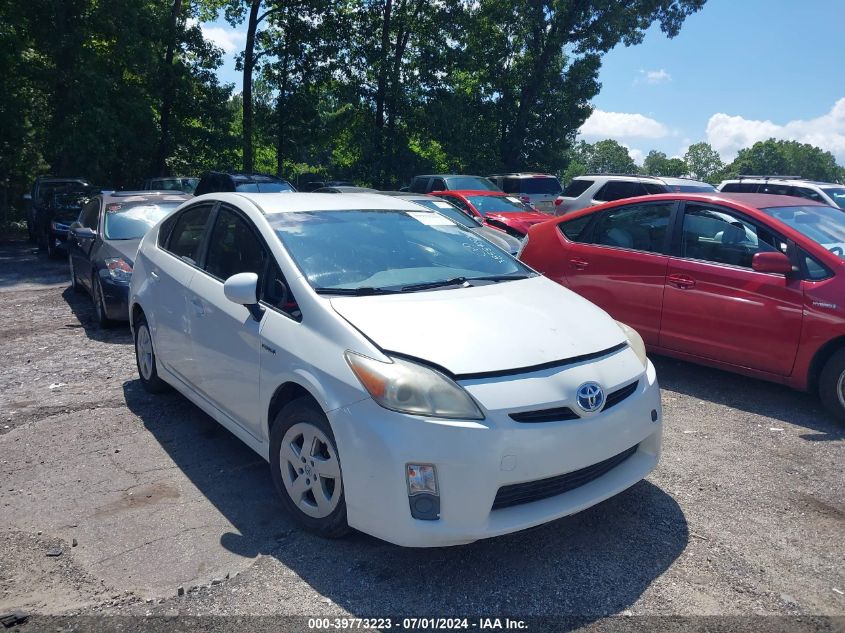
[134,313,168,393]
[819,348,845,423]
[91,275,114,329]
[46,236,60,259]
[69,256,82,293]
[270,398,350,539]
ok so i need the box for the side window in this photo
[560,179,593,198]
[204,207,268,281]
[558,215,593,243]
[430,178,447,192]
[80,199,100,229]
[158,213,178,248]
[409,177,427,194]
[592,203,673,253]
[262,261,301,321]
[594,181,638,202]
[502,178,520,194]
[166,204,213,264]
[791,187,824,203]
[680,204,782,268]
[802,251,831,281]
[721,182,758,193]
[760,183,793,196]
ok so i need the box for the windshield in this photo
[517,178,562,195]
[270,209,530,292]
[821,187,845,210]
[235,181,294,193]
[444,176,500,191]
[104,201,183,240]
[763,205,845,260]
[155,178,198,194]
[412,199,478,228]
[467,195,532,216]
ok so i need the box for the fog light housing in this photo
[406,464,440,521]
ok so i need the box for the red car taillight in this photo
[554,198,562,206]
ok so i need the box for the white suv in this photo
[129,192,662,547]
[717,176,845,210]
[554,174,714,216]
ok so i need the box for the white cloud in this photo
[580,109,669,139]
[624,145,645,165]
[189,19,246,54]
[637,69,671,85]
[706,97,845,163]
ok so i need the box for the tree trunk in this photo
[153,0,183,176]
[242,0,262,173]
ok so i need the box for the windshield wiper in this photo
[313,287,401,296]
[464,273,533,283]
[401,277,468,292]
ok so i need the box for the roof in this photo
[716,192,825,208]
[722,176,843,187]
[103,191,191,203]
[204,192,428,214]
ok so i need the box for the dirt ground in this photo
[0,237,843,629]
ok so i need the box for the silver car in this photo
[487,173,563,214]
[379,192,523,255]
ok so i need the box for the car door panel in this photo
[659,202,803,375]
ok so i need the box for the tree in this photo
[572,140,637,175]
[684,142,724,182]
[642,150,686,177]
[729,139,844,182]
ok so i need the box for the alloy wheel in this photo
[838,370,845,410]
[279,422,342,519]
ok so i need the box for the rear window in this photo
[560,180,593,198]
[594,180,657,202]
[558,215,592,242]
[467,195,531,215]
[720,182,758,193]
[444,176,500,191]
[517,177,563,195]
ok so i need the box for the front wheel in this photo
[819,349,845,424]
[134,313,168,393]
[270,398,350,538]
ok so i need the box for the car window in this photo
[593,180,643,202]
[790,187,824,203]
[720,182,758,193]
[642,182,667,195]
[759,183,794,196]
[501,178,519,194]
[166,204,213,264]
[440,195,474,217]
[560,179,593,198]
[408,177,428,194]
[802,251,831,280]
[558,214,592,243]
[518,177,563,195]
[103,200,184,240]
[762,204,845,262]
[234,181,294,193]
[593,202,673,253]
[430,178,447,192]
[681,204,783,268]
[820,187,845,210]
[204,207,268,281]
[262,261,301,320]
[443,176,500,191]
[80,199,100,229]
[466,195,531,215]
[412,199,477,228]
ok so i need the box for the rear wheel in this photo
[819,349,845,424]
[134,313,167,393]
[270,398,350,539]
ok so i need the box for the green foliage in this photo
[571,140,638,175]
[728,139,844,182]
[642,150,687,177]
[683,142,724,183]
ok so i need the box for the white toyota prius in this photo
[129,193,662,547]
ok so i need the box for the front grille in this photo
[509,406,579,423]
[604,380,638,411]
[492,444,639,510]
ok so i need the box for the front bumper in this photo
[97,272,130,321]
[330,351,662,547]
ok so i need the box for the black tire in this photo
[68,256,83,293]
[46,236,61,259]
[91,275,115,329]
[270,397,350,539]
[134,312,168,393]
[819,348,845,423]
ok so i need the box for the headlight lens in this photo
[617,321,648,368]
[105,257,133,283]
[345,351,484,420]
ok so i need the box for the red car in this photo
[519,192,845,421]
[434,190,551,238]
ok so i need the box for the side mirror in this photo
[752,251,793,275]
[71,226,96,239]
[223,272,264,321]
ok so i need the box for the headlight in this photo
[616,321,648,368]
[50,221,70,232]
[105,258,133,283]
[345,351,484,420]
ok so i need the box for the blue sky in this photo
[202,0,845,165]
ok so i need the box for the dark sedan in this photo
[67,191,190,327]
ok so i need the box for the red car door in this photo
[659,202,803,375]
[558,200,675,346]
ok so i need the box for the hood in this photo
[101,238,142,264]
[330,275,626,376]
[473,226,522,255]
[485,212,550,235]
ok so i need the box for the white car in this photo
[129,193,662,547]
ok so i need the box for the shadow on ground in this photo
[652,356,844,441]
[123,379,688,618]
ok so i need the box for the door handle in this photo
[667,273,695,289]
[150,270,160,283]
[569,258,589,271]
[189,297,205,316]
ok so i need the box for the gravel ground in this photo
[0,237,843,630]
